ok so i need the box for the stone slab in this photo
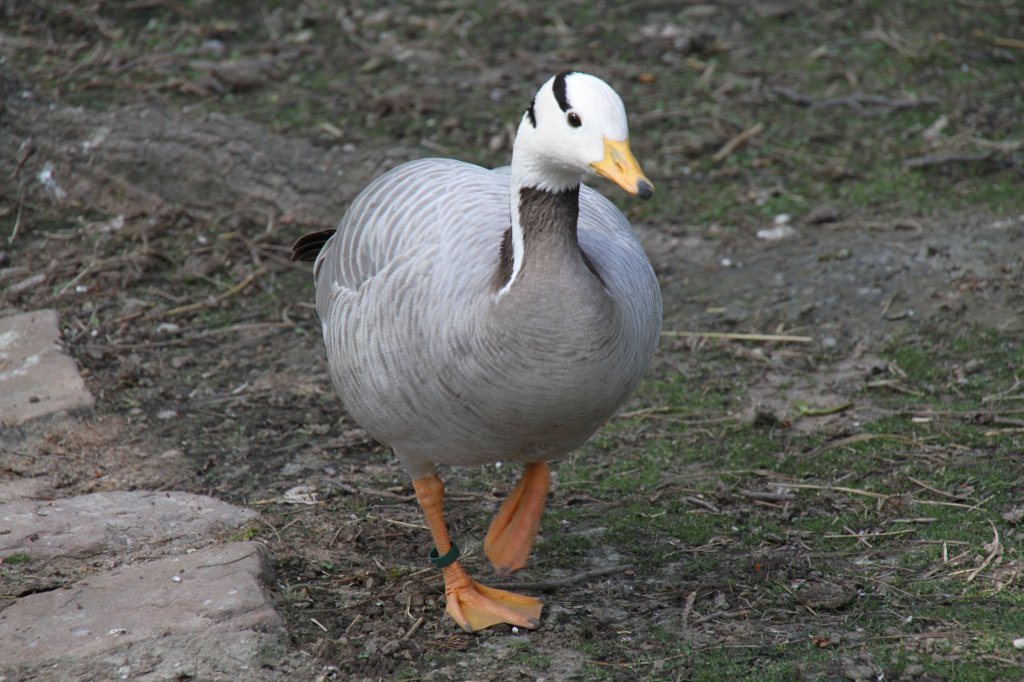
[0,490,256,561]
[0,542,289,679]
[0,309,93,425]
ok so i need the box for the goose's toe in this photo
[445,580,543,632]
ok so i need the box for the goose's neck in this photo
[497,181,582,296]
[498,139,583,295]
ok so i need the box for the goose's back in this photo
[313,159,506,319]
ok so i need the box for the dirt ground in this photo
[2,2,1023,681]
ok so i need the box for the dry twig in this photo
[904,152,1007,169]
[964,521,1001,583]
[164,266,265,317]
[693,608,749,625]
[994,36,1024,50]
[915,494,989,512]
[779,482,889,500]
[681,590,697,629]
[489,565,630,592]
[824,529,914,540]
[982,379,1024,404]
[402,616,426,640]
[908,476,968,500]
[662,330,812,343]
[772,85,938,111]
[685,495,721,512]
[739,490,796,502]
[712,123,765,162]
[6,194,22,245]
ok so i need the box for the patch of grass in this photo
[873,329,1024,413]
[533,327,1023,679]
[508,641,553,670]
[605,502,721,562]
[537,523,595,563]
[2,552,33,565]
[225,525,259,542]
[887,343,946,384]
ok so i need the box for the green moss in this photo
[226,525,259,542]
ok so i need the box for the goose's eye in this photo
[567,112,582,128]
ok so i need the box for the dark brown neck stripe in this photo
[517,185,580,241]
[492,185,605,291]
[493,227,514,290]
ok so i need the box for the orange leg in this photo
[413,474,543,632]
[484,462,550,577]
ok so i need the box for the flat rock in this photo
[0,490,256,561]
[0,542,302,680]
[0,309,93,425]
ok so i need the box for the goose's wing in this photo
[312,159,510,320]
[578,183,662,321]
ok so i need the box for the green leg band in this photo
[429,543,460,568]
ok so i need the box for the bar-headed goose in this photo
[292,71,661,632]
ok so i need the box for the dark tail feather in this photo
[291,228,337,262]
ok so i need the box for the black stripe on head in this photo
[526,95,537,127]
[552,71,576,112]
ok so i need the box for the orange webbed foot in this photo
[484,462,551,577]
[444,573,543,632]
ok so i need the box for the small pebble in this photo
[756,224,797,241]
[172,575,182,583]
[200,39,225,55]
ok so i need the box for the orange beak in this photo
[590,137,654,199]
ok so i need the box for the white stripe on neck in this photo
[498,158,582,297]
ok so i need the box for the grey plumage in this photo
[311,158,661,480]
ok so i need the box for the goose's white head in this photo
[512,71,653,199]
